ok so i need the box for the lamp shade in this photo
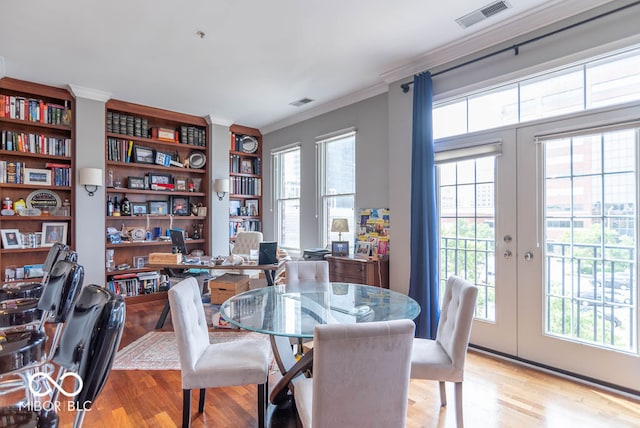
[331,218,349,233]
[213,178,229,193]
[79,168,103,186]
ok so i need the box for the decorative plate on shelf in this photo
[26,190,61,209]
[241,135,259,153]
[188,152,206,169]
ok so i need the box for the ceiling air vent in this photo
[289,98,314,107]
[456,0,511,29]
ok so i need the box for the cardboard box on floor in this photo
[209,273,250,304]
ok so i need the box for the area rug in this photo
[113,330,269,370]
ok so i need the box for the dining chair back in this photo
[168,277,270,428]
[410,275,478,428]
[293,319,415,428]
[285,260,329,289]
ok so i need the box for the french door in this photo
[438,105,640,391]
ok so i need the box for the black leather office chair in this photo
[0,284,125,428]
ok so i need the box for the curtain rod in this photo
[401,0,640,93]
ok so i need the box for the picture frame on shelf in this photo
[174,176,188,192]
[148,200,170,216]
[245,199,259,216]
[149,173,173,191]
[229,200,241,216]
[354,241,371,259]
[240,159,254,174]
[1,229,22,249]
[131,202,148,216]
[171,196,190,216]
[331,241,349,257]
[190,177,202,193]
[133,146,155,164]
[128,176,146,190]
[23,168,52,186]
[41,222,68,247]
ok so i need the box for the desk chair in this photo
[231,231,263,257]
[168,277,270,428]
[410,275,478,428]
[293,319,415,428]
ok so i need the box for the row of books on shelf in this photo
[229,219,262,237]
[0,95,71,125]
[106,111,206,146]
[229,154,261,175]
[1,130,72,156]
[107,271,167,297]
[0,161,70,185]
[106,111,149,138]
[231,176,261,196]
[107,138,134,163]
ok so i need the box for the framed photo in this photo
[1,229,22,249]
[354,241,371,259]
[149,173,173,191]
[245,199,259,216]
[229,200,241,216]
[174,176,188,191]
[240,159,254,174]
[171,196,190,216]
[41,222,68,247]
[23,168,52,186]
[133,145,155,164]
[128,176,146,189]
[133,256,146,269]
[131,202,148,215]
[331,241,349,257]
[148,200,170,216]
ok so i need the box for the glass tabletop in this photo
[220,282,421,338]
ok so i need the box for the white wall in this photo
[73,96,106,285]
[210,122,231,256]
[263,93,389,252]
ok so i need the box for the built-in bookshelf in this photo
[104,99,209,302]
[0,77,75,282]
[228,124,262,243]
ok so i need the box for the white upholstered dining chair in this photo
[410,275,478,428]
[231,231,263,257]
[168,277,271,428]
[285,260,329,288]
[293,319,415,428]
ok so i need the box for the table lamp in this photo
[331,218,349,241]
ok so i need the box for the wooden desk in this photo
[325,255,389,288]
[150,261,284,329]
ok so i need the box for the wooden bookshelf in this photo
[0,77,75,282]
[104,99,209,301]
[228,124,262,243]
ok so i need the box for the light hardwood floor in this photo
[53,300,639,428]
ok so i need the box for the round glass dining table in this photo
[220,282,421,338]
[220,282,420,405]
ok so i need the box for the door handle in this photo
[524,252,534,261]
[503,250,512,259]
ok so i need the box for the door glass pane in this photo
[543,129,637,351]
[439,157,496,321]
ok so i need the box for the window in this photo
[317,130,356,246]
[434,45,640,139]
[272,146,301,254]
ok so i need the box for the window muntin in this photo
[318,132,356,246]
[273,147,301,253]
[434,46,640,139]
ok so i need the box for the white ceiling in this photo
[0,0,614,133]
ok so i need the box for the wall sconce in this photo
[213,178,229,201]
[79,167,103,197]
[331,218,349,241]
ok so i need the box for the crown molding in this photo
[261,82,388,135]
[380,0,615,84]
[206,114,233,127]
[67,84,111,102]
